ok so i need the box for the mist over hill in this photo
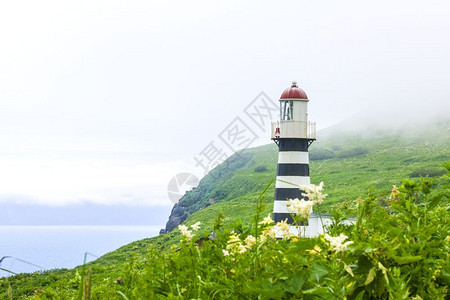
[318,104,449,139]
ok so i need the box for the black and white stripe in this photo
[273,138,311,223]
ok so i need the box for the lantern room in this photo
[271,81,316,141]
[279,81,309,121]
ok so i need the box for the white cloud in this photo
[0,154,187,206]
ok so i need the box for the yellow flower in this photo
[289,234,299,242]
[308,245,322,255]
[389,185,400,199]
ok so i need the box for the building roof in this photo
[280,81,308,100]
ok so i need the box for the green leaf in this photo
[352,290,365,300]
[392,255,423,265]
[311,262,329,283]
[356,255,372,274]
[375,272,387,297]
[439,269,450,281]
[302,286,330,295]
[244,281,284,298]
[428,193,444,210]
[364,247,375,253]
[117,291,130,300]
[282,271,306,294]
[344,263,354,277]
[365,268,376,286]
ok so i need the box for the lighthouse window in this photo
[280,101,293,120]
[281,102,287,120]
[289,101,293,119]
[280,102,284,120]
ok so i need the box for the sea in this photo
[0,226,161,277]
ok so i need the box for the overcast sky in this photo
[0,0,449,208]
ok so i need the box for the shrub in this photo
[403,158,418,163]
[409,168,446,178]
[254,165,267,173]
[310,149,334,160]
[335,147,369,158]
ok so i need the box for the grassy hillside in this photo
[2,118,448,299]
[172,117,448,221]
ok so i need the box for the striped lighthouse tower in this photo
[271,81,316,225]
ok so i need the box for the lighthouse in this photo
[271,81,316,225]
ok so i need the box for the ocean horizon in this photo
[0,225,161,277]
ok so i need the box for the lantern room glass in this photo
[280,100,293,120]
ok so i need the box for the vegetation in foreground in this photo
[2,164,449,299]
[1,119,448,298]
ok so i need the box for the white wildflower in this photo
[300,182,328,204]
[223,232,254,255]
[228,232,241,244]
[178,224,188,232]
[275,219,291,238]
[238,244,247,254]
[324,233,354,253]
[244,235,256,249]
[259,233,268,243]
[191,221,201,231]
[225,232,243,253]
[286,198,313,219]
[259,226,275,242]
[178,224,193,240]
[259,213,274,225]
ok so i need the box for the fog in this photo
[0,0,449,211]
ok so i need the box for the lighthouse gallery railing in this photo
[271,121,316,140]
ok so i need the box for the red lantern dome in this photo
[280,81,308,100]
